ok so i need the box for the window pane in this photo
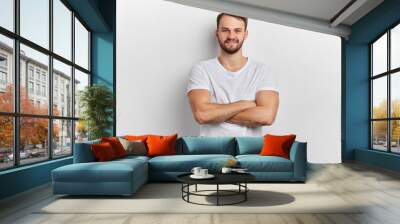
[0,35,14,112]
[372,77,387,119]
[0,0,13,31]
[53,59,72,117]
[391,120,400,153]
[75,18,89,69]
[53,0,72,60]
[372,121,388,151]
[75,120,88,143]
[391,24,400,70]
[372,33,387,76]
[0,116,13,170]
[20,44,49,115]
[74,69,89,118]
[392,72,400,118]
[53,119,72,157]
[20,0,49,49]
[20,117,49,165]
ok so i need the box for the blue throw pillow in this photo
[236,136,263,155]
[179,136,235,155]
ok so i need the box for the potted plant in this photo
[79,84,114,140]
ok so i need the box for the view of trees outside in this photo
[0,115,13,169]
[0,85,61,168]
[372,98,400,153]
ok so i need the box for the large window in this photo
[0,0,91,171]
[371,23,400,154]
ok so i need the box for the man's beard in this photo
[217,37,244,54]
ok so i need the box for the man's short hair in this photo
[217,13,248,30]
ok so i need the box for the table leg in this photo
[187,184,190,202]
[245,183,247,201]
[195,184,197,192]
[217,184,219,206]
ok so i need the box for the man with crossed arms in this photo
[186,13,279,136]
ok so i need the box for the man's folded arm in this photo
[227,90,279,127]
[187,89,256,124]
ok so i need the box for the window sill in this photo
[0,156,72,176]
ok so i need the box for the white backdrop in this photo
[116,0,341,163]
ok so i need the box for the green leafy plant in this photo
[79,84,114,140]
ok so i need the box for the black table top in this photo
[177,172,255,185]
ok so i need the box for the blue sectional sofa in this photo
[52,136,307,196]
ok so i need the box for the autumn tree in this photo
[373,99,400,143]
[0,84,60,152]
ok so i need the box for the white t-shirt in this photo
[186,57,278,137]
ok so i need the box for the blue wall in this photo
[91,32,115,135]
[0,0,116,200]
[0,158,72,199]
[91,0,116,135]
[343,0,400,170]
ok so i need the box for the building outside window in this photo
[28,67,34,80]
[41,73,46,83]
[28,81,34,94]
[42,85,46,97]
[0,54,8,90]
[35,70,40,81]
[0,71,6,84]
[35,83,40,95]
[0,54,7,67]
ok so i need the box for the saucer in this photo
[190,174,215,179]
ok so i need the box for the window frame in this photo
[370,21,400,154]
[0,0,92,171]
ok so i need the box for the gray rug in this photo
[37,183,362,214]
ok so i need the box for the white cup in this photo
[191,167,202,176]
[221,167,232,174]
[200,169,208,176]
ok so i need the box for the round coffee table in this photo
[177,172,255,206]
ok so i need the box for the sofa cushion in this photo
[235,136,263,155]
[148,154,235,172]
[101,137,127,158]
[147,134,178,157]
[118,138,148,156]
[91,142,118,161]
[260,134,296,159]
[115,155,150,163]
[53,158,147,183]
[74,139,100,163]
[236,155,293,172]
[178,136,236,155]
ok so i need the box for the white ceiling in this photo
[166,0,384,38]
[226,0,353,22]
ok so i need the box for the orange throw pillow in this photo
[124,135,149,142]
[101,137,127,158]
[259,134,296,159]
[146,134,178,157]
[91,142,117,161]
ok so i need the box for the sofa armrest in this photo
[73,140,100,163]
[289,141,307,181]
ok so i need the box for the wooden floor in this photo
[1,162,400,224]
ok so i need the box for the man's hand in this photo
[226,90,279,127]
[187,89,256,124]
